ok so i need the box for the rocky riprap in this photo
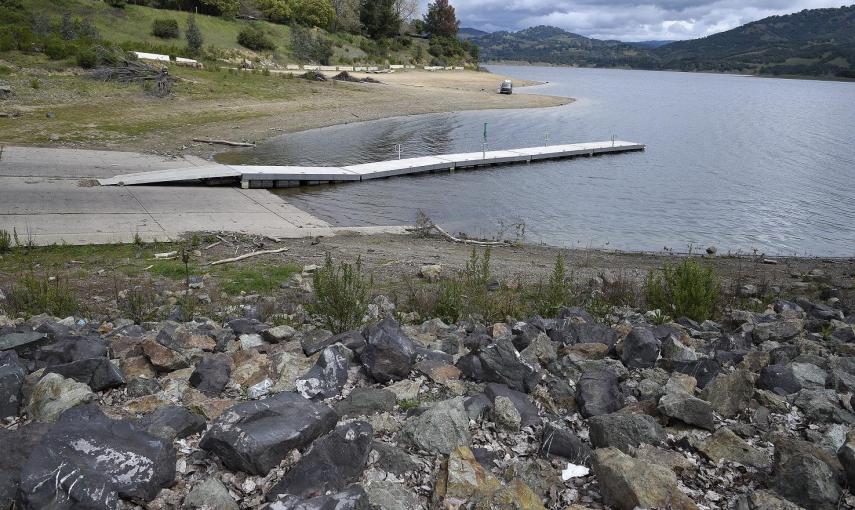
[1,294,855,509]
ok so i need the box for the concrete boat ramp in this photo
[98,141,645,188]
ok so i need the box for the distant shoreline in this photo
[482,61,855,83]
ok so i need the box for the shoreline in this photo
[482,61,855,83]
[0,67,571,160]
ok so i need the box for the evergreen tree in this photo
[359,0,399,39]
[424,0,459,38]
[185,14,203,54]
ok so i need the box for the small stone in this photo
[698,427,770,468]
[657,391,714,430]
[493,395,522,431]
[185,477,238,510]
[588,412,666,453]
[621,327,660,369]
[419,264,442,282]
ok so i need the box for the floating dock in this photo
[98,141,644,188]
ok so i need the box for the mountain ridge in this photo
[469,5,855,78]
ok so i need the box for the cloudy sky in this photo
[419,0,852,41]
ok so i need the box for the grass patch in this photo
[6,273,79,317]
[645,258,720,322]
[214,264,300,294]
[309,253,371,334]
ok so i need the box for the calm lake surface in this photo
[225,66,855,256]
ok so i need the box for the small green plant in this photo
[397,399,420,411]
[821,323,835,341]
[536,253,574,315]
[309,253,372,334]
[649,309,672,325]
[0,229,11,253]
[29,78,40,89]
[645,259,720,322]
[7,273,78,317]
[586,296,612,324]
[152,19,180,39]
[117,280,159,324]
[435,246,495,322]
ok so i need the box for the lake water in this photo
[224,66,855,256]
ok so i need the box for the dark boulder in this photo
[0,422,51,508]
[44,357,125,391]
[267,421,373,500]
[137,405,206,442]
[296,344,352,400]
[334,387,396,417]
[540,422,591,464]
[621,328,660,369]
[189,354,233,397]
[588,412,666,453]
[19,405,175,509]
[665,358,722,388]
[32,335,108,369]
[300,329,336,356]
[360,318,415,383]
[226,318,268,335]
[576,369,624,418]
[758,364,803,395]
[476,338,539,393]
[0,350,27,418]
[200,392,337,475]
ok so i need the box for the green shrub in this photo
[310,253,372,333]
[152,19,180,39]
[105,0,127,7]
[76,47,98,68]
[7,273,78,317]
[435,246,494,322]
[237,25,275,52]
[43,36,76,60]
[0,229,11,253]
[117,281,159,324]
[645,259,719,322]
[535,253,574,315]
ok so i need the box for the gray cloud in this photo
[421,0,852,40]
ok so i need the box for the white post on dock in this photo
[545,132,550,145]
[611,134,615,147]
[482,122,488,159]
[397,144,402,160]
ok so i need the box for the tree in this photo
[200,0,239,17]
[359,0,399,39]
[394,0,418,22]
[424,0,459,38]
[331,0,360,33]
[185,14,203,54]
[293,0,334,28]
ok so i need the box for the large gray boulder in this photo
[621,327,660,369]
[575,368,624,418]
[402,397,470,454]
[26,372,95,422]
[267,421,373,500]
[31,335,108,369]
[137,405,206,442]
[592,447,698,510]
[703,369,753,418]
[360,318,415,383]
[19,405,176,509]
[773,451,841,509]
[200,391,337,475]
[657,391,714,430]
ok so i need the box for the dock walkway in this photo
[98,141,644,188]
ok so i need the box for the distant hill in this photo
[470,25,658,68]
[470,5,855,78]
[627,40,674,49]
[458,27,489,40]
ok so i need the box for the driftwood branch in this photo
[425,223,508,246]
[208,247,289,266]
[192,138,255,147]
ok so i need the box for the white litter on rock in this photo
[562,463,590,480]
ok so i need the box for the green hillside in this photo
[470,5,855,78]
